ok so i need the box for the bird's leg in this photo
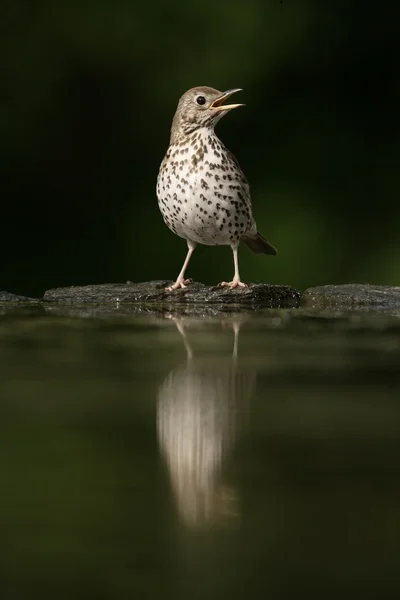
[218,245,247,289]
[165,240,196,292]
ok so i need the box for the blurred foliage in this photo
[1,0,399,296]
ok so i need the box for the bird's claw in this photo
[218,280,248,289]
[164,278,193,292]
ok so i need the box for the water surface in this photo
[1,306,399,599]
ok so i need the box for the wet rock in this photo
[302,284,400,310]
[0,290,41,304]
[44,280,301,310]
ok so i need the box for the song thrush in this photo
[157,86,276,291]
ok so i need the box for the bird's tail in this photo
[242,232,277,255]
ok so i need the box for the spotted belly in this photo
[157,166,253,246]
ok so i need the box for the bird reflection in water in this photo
[157,316,255,527]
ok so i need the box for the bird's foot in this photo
[218,279,247,289]
[164,278,192,292]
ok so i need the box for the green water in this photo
[1,306,400,599]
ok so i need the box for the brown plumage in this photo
[242,232,277,255]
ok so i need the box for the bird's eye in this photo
[196,96,206,105]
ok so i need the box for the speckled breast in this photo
[157,131,254,246]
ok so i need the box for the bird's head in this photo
[170,86,244,143]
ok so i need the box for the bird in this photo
[156,86,277,292]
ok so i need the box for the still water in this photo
[1,305,399,599]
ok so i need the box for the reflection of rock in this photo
[157,319,255,527]
[302,284,400,310]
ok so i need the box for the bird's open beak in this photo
[209,88,244,111]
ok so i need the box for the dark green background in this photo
[2,0,398,297]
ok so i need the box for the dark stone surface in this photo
[43,280,301,310]
[0,290,41,304]
[5,283,400,314]
[302,284,400,310]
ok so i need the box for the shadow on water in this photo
[0,305,400,598]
